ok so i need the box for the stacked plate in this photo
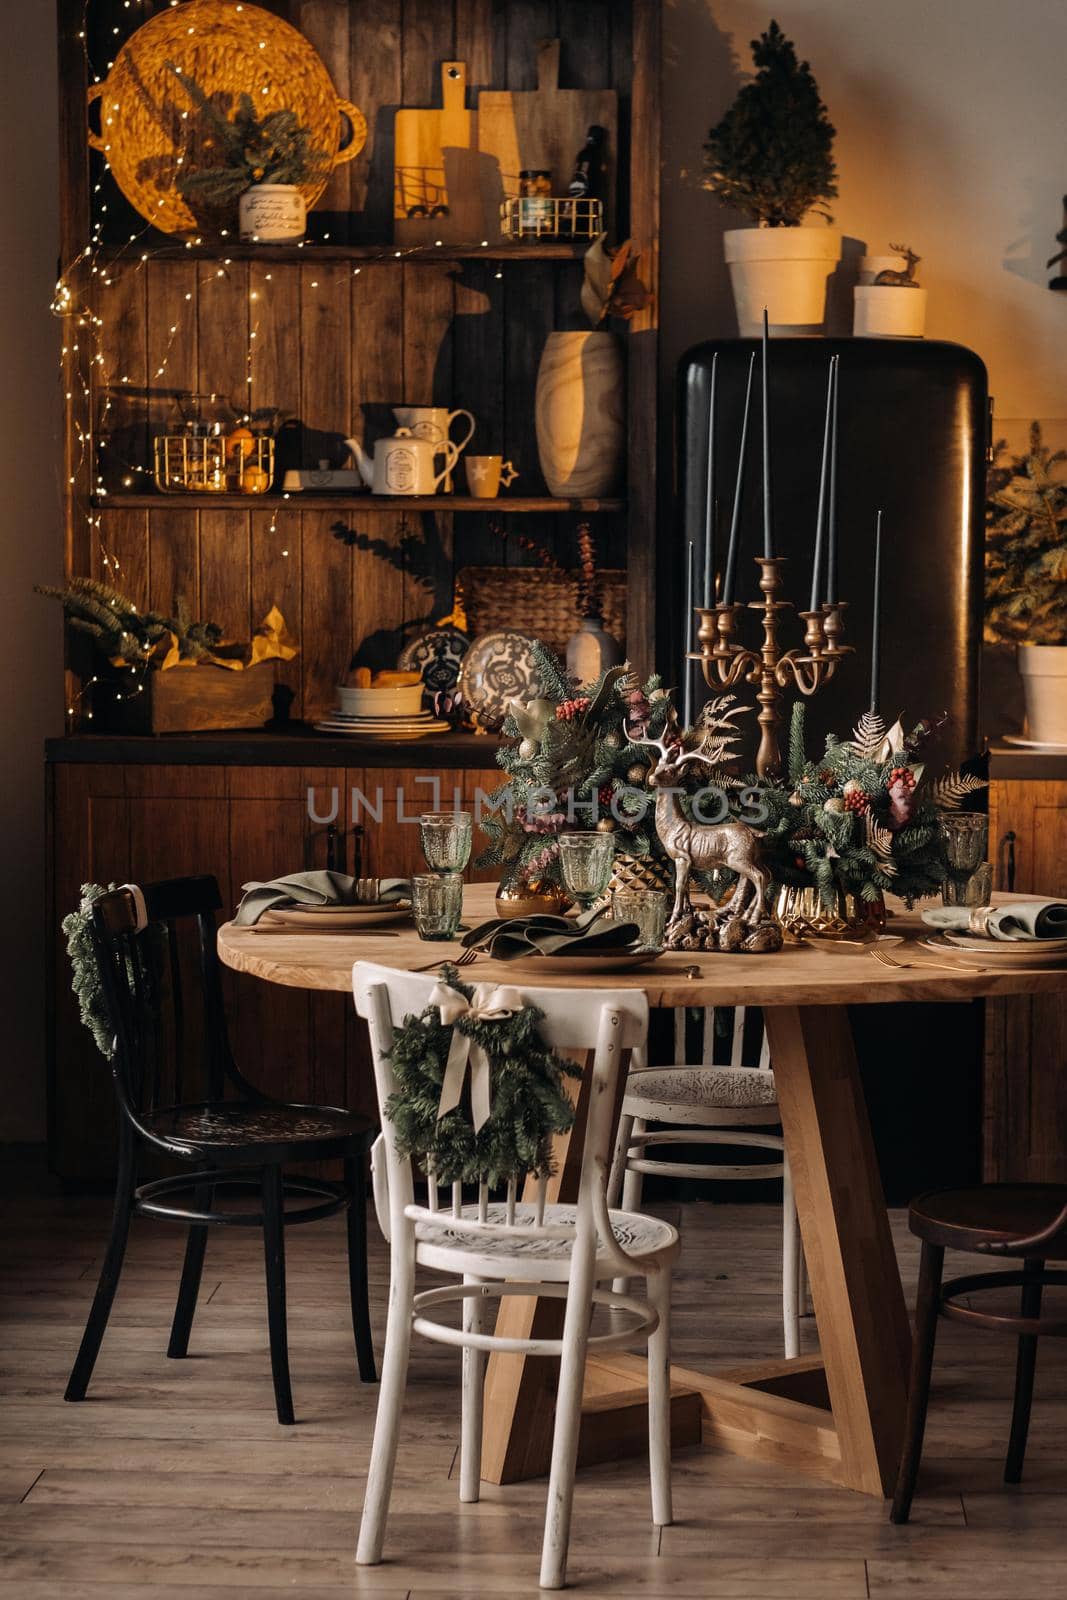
[262,900,411,931]
[314,706,452,739]
[921,930,1067,968]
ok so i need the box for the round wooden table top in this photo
[217,884,1067,1009]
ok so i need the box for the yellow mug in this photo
[465,455,519,498]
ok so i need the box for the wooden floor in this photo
[2,1160,1066,1598]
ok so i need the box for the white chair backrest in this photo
[353,963,650,1267]
[674,1005,771,1072]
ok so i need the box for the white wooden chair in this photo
[608,1004,806,1357]
[352,962,680,1592]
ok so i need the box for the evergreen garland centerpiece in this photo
[474,642,675,896]
[756,704,986,917]
[385,968,581,1186]
[984,423,1067,645]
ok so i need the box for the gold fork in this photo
[870,945,987,975]
[411,945,482,975]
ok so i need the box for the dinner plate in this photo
[942,929,1067,954]
[458,630,547,733]
[920,935,1067,969]
[264,904,411,930]
[493,949,658,975]
[313,718,452,737]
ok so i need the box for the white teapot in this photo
[346,428,458,496]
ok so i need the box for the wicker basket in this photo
[86,1,367,236]
[456,566,626,658]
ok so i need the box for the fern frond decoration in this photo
[850,710,887,760]
[865,814,898,877]
[928,771,989,811]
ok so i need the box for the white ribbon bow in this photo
[430,981,526,1131]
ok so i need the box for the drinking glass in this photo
[411,871,464,940]
[939,813,989,906]
[557,831,615,912]
[612,889,669,951]
[419,812,473,875]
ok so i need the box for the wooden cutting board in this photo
[393,60,482,245]
[477,40,618,233]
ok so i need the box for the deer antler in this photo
[630,727,671,760]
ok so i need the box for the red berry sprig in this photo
[556,696,592,721]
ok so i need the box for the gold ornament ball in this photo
[518,738,537,759]
[823,796,846,813]
[626,763,647,785]
[596,817,616,833]
[603,731,622,749]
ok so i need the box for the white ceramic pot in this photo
[566,616,623,684]
[238,184,307,243]
[535,331,624,498]
[723,226,841,335]
[858,252,907,286]
[853,285,927,338]
[1018,645,1067,745]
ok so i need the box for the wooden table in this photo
[218,886,1067,1499]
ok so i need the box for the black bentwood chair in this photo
[891,1183,1067,1521]
[64,876,377,1423]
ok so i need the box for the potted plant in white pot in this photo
[702,19,839,334]
[168,63,330,242]
[986,423,1067,744]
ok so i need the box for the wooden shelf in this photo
[92,493,625,514]
[97,241,588,266]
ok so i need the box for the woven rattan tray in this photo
[456,566,626,657]
[87,1,366,236]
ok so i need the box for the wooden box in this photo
[92,664,275,734]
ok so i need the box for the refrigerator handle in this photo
[998,830,1016,893]
[986,397,996,463]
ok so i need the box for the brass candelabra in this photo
[688,555,852,778]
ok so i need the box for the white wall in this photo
[661,0,1067,444]
[1,6,62,1141]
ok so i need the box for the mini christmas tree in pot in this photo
[703,19,839,333]
[985,423,1067,744]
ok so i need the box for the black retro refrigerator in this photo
[676,337,989,1198]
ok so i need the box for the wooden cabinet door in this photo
[985,779,1067,1182]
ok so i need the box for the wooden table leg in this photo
[481,1005,912,1496]
[764,1004,912,1495]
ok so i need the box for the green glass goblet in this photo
[419,812,473,876]
[557,831,615,914]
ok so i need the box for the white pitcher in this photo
[392,406,475,492]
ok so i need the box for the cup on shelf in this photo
[465,455,519,499]
[557,831,615,913]
[611,888,669,951]
[412,872,465,940]
[419,812,473,875]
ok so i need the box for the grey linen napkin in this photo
[235,871,410,926]
[460,911,642,960]
[922,900,1067,941]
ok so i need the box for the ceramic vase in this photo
[723,225,841,335]
[566,615,623,683]
[535,331,624,498]
[775,884,887,941]
[853,285,927,338]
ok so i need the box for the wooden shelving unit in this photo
[95,493,626,514]
[103,241,591,265]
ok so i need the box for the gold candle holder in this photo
[688,556,853,778]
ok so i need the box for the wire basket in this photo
[500,196,603,243]
[153,432,274,494]
[456,565,626,657]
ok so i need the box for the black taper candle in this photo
[702,353,718,608]
[722,353,756,605]
[870,509,883,713]
[826,353,840,604]
[761,308,773,558]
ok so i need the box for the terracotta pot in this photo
[535,331,624,497]
[1018,644,1067,745]
[723,225,841,335]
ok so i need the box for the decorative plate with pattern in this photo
[458,630,547,733]
[397,626,471,694]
